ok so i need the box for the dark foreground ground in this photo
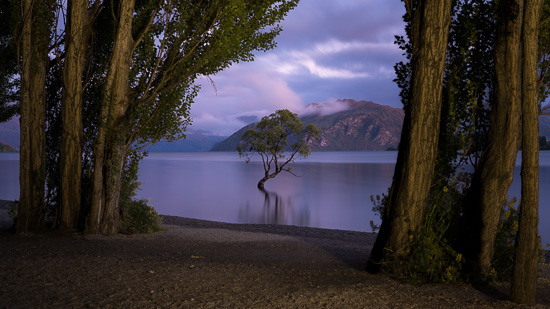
[0,202,549,308]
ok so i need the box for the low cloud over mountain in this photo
[212,99,405,151]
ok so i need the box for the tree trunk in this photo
[511,0,543,304]
[98,138,127,235]
[460,0,523,276]
[257,178,268,190]
[88,99,108,234]
[89,0,135,234]
[367,0,452,272]
[257,171,279,190]
[17,0,52,233]
[59,0,89,231]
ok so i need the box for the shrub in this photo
[400,183,463,283]
[370,183,463,283]
[490,197,519,281]
[491,197,549,282]
[370,187,547,284]
[121,199,164,234]
[118,150,163,234]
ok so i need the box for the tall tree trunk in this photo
[59,0,89,231]
[367,0,452,272]
[88,98,108,234]
[511,0,543,304]
[99,137,127,234]
[17,0,52,233]
[89,0,135,234]
[460,0,523,276]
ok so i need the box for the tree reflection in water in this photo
[238,187,310,227]
[261,188,286,225]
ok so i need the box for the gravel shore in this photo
[0,206,548,308]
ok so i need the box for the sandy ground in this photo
[0,201,549,308]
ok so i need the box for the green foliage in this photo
[121,198,163,234]
[21,0,299,232]
[372,182,464,283]
[438,0,495,177]
[237,109,320,187]
[126,0,300,151]
[411,183,464,283]
[44,60,63,225]
[385,0,493,284]
[490,197,548,283]
[370,181,542,284]
[381,0,549,285]
[0,0,19,123]
[490,197,519,281]
[538,0,550,107]
[393,10,412,111]
[118,149,163,234]
[119,150,147,208]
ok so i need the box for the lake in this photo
[0,151,548,245]
[136,151,397,233]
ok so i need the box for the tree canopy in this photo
[7,0,300,234]
[371,0,546,304]
[237,109,320,190]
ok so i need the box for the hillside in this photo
[211,99,405,151]
[0,117,20,148]
[0,117,225,152]
[149,130,226,152]
[541,115,550,139]
[0,142,17,152]
[210,123,257,152]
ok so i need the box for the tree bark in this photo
[511,0,543,304]
[99,138,127,235]
[258,178,268,190]
[89,0,135,234]
[59,0,89,231]
[257,173,278,190]
[460,0,523,275]
[367,0,452,272]
[17,0,52,233]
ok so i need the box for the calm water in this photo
[136,151,397,233]
[0,151,548,244]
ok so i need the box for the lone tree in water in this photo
[237,109,320,190]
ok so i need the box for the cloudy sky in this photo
[191,0,407,136]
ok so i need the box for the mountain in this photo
[210,123,256,152]
[540,115,550,139]
[211,99,405,151]
[0,141,17,152]
[0,117,20,148]
[149,130,227,152]
[301,99,404,150]
[0,117,224,152]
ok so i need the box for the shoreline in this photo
[1,199,548,264]
[1,206,549,307]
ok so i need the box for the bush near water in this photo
[121,199,163,234]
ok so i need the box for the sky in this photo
[191,0,407,136]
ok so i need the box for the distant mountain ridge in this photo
[0,117,19,148]
[2,101,550,152]
[0,142,17,152]
[148,130,226,152]
[0,116,225,152]
[540,116,550,139]
[211,99,405,151]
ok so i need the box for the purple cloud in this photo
[191,0,407,136]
